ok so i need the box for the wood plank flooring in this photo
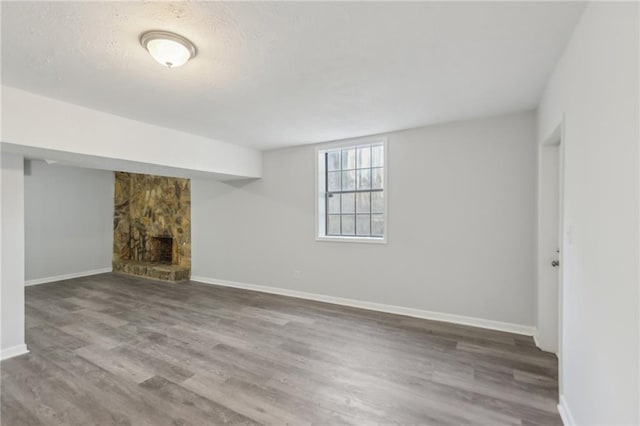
[1,273,560,425]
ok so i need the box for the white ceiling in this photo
[2,1,585,150]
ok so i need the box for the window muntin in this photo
[320,142,385,239]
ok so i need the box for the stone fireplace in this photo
[112,172,191,282]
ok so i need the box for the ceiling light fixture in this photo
[140,30,196,68]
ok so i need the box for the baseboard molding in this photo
[533,330,541,348]
[558,395,576,426]
[191,276,535,336]
[0,344,29,361]
[25,267,113,286]
[532,330,560,355]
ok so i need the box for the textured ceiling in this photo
[1,2,585,150]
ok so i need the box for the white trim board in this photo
[25,267,113,286]
[558,395,576,426]
[0,344,29,361]
[191,276,535,336]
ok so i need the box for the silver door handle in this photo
[551,260,560,267]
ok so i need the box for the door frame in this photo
[537,118,565,390]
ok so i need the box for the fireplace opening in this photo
[149,236,173,264]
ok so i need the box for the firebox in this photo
[149,236,173,264]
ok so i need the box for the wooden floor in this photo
[1,273,560,425]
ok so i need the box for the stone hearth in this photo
[113,172,190,282]
[113,260,190,282]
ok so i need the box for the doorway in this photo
[537,124,563,355]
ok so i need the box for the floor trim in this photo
[557,395,575,426]
[533,330,542,348]
[25,267,113,286]
[191,276,535,336]
[0,344,29,361]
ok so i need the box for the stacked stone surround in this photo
[113,172,191,282]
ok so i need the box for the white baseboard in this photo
[532,330,560,354]
[191,276,535,336]
[558,395,575,426]
[25,267,113,286]
[533,330,541,348]
[0,344,29,361]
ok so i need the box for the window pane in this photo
[372,167,384,189]
[341,215,355,235]
[341,193,355,214]
[356,214,371,236]
[356,192,370,213]
[357,146,371,169]
[327,214,341,235]
[371,191,384,213]
[356,169,371,190]
[372,145,384,167]
[327,151,341,171]
[321,143,385,240]
[342,148,356,170]
[342,170,355,191]
[371,214,384,236]
[328,171,341,192]
[327,194,340,214]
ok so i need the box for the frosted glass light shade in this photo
[140,31,196,68]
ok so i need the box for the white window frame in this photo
[315,137,388,244]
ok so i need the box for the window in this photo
[317,140,386,242]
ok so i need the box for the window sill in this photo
[316,236,387,244]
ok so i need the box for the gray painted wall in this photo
[24,162,114,281]
[538,2,639,423]
[192,111,537,327]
